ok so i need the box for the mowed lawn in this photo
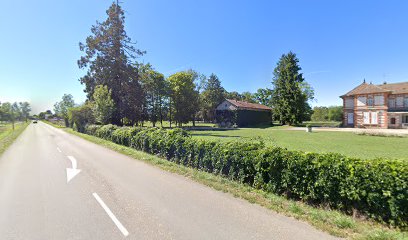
[190,127,408,160]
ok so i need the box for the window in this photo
[367,98,374,106]
[404,98,408,107]
[363,112,378,124]
[404,116,408,124]
[391,118,396,125]
[357,96,366,106]
[396,97,403,107]
[389,98,396,108]
[347,113,354,124]
[345,98,354,108]
[363,112,370,124]
[374,96,384,105]
[371,112,378,124]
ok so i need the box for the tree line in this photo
[52,2,335,129]
[0,102,31,129]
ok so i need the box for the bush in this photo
[84,124,408,228]
[68,103,94,132]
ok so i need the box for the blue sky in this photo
[1,0,408,113]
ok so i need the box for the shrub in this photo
[83,124,408,228]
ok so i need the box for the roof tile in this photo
[341,81,408,97]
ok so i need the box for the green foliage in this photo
[312,106,343,122]
[224,91,258,103]
[19,102,31,122]
[225,91,244,101]
[78,2,145,125]
[271,52,313,125]
[92,85,115,124]
[0,102,26,129]
[311,106,329,121]
[241,91,257,103]
[54,94,75,126]
[200,74,226,122]
[84,124,408,228]
[328,106,343,122]
[138,63,168,127]
[168,70,199,126]
[253,88,273,106]
[68,103,94,133]
[297,121,342,128]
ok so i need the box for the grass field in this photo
[0,122,29,155]
[190,127,408,160]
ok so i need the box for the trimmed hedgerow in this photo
[85,124,407,228]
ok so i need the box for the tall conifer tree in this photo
[271,52,311,125]
[78,2,145,125]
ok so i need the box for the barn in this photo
[215,99,272,127]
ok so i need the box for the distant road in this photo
[0,122,338,240]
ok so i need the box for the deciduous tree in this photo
[253,88,273,106]
[92,85,115,124]
[68,103,94,132]
[311,106,329,121]
[54,94,75,127]
[328,106,343,121]
[139,64,168,127]
[19,102,31,122]
[168,70,199,127]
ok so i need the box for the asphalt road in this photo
[0,122,339,240]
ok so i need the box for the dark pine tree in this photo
[271,52,310,125]
[78,2,145,125]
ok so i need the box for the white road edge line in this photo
[57,147,62,153]
[92,193,129,237]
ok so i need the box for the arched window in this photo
[391,118,396,125]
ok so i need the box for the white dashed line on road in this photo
[92,193,129,237]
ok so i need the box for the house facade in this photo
[215,99,272,127]
[340,81,408,129]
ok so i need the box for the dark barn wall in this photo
[216,110,272,127]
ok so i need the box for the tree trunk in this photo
[169,97,172,128]
[159,97,163,128]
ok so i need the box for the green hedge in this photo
[85,124,407,228]
[295,121,342,128]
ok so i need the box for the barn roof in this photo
[225,99,272,111]
[341,81,408,97]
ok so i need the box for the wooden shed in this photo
[215,99,272,127]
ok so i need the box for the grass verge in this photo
[46,123,406,239]
[0,122,29,155]
[43,120,65,128]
